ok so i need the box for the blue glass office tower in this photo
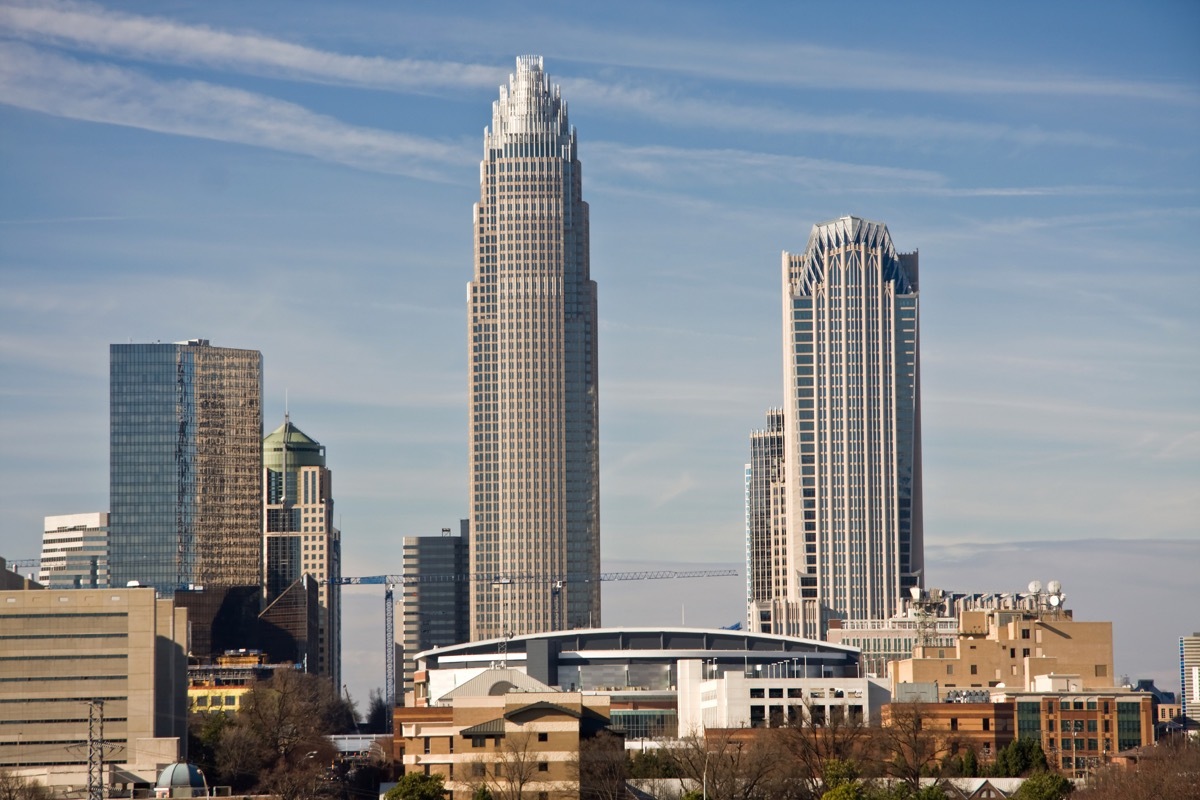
[109,339,263,595]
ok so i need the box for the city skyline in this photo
[468,56,600,639]
[1,1,1197,702]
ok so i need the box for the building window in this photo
[1021,629,1031,640]
[472,736,486,748]
[538,733,548,742]
[983,718,990,731]
[538,762,548,772]
[970,664,978,675]
[946,665,954,675]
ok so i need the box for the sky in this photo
[1,0,1198,706]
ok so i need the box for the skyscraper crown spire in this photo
[486,56,575,160]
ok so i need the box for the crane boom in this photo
[333,568,736,586]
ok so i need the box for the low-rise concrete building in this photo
[890,604,1113,699]
[0,586,188,793]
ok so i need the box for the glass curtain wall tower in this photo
[468,56,600,640]
[109,339,263,595]
[782,217,922,639]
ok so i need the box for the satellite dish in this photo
[1028,580,1042,594]
[1047,580,1062,594]
[1049,594,1061,607]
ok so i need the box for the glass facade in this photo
[468,56,600,639]
[109,340,262,594]
[783,217,922,637]
[401,525,470,699]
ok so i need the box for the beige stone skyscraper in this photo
[468,56,600,640]
[778,217,923,639]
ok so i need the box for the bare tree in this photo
[0,769,50,800]
[874,703,955,792]
[670,729,800,800]
[572,730,628,800]
[214,669,340,792]
[1076,736,1200,800]
[467,732,542,800]
[775,698,876,798]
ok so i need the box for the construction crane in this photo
[334,568,738,726]
[2,558,40,574]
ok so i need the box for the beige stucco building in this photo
[890,606,1114,699]
[395,669,612,799]
[0,587,188,792]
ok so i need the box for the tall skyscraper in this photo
[468,56,600,640]
[262,415,341,685]
[109,339,263,595]
[780,216,922,638]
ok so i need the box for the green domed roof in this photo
[263,415,326,470]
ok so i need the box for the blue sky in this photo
[1,1,1198,702]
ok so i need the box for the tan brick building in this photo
[890,607,1113,698]
[0,587,188,790]
[881,701,1017,762]
[395,669,614,799]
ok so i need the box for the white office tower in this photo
[40,512,109,589]
[467,56,600,640]
[778,216,923,639]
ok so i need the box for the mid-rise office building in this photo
[400,524,470,704]
[262,415,341,685]
[468,56,600,640]
[0,587,187,789]
[780,217,922,638]
[109,339,263,595]
[891,601,1114,698]
[39,512,109,589]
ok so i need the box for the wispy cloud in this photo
[0,0,502,93]
[567,36,1200,105]
[0,42,473,178]
[568,76,1124,148]
[587,142,944,191]
[0,2,1136,150]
